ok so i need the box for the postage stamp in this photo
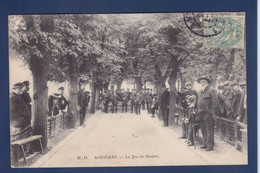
[203,15,245,49]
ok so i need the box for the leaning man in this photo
[196,76,218,151]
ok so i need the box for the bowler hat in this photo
[197,76,210,84]
[13,82,23,89]
[58,87,64,91]
[21,80,30,86]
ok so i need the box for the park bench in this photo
[11,135,44,166]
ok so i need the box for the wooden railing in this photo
[47,112,68,138]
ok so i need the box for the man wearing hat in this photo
[57,87,68,111]
[78,83,89,125]
[181,82,198,146]
[145,89,153,114]
[222,81,233,119]
[121,90,129,113]
[10,83,31,128]
[10,83,32,166]
[20,81,32,117]
[237,82,247,123]
[196,76,218,151]
[231,82,243,120]
[160,84,170,127]
[130,90,136,113]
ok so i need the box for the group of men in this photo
[101,88,154,115]
[177,76,247,151]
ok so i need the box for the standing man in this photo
[103,90,111,113]
[20,81,32,118]
[196,77,218,151]
[231,82,243,120]
[146,89,153,113]
[130,90,136,113]
[141,89,146,110]
[121,90,129,113]
[111,91,119,113]
[237,82,247,123]
[10,82,31,129]
[77,84,89,126]
[135,91,142,115]
[160,84,170,127]
[10,83,32,166]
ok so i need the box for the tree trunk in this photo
[89,83,96,114]
[179,69,185,90]
[225,48,235,81]
[168,70,178,126]
[135,77,143,91]
[211,61,219,88]
[67,74,79,128]
[116,79,123,91]
[25,15,54,151]
[31,58,49,151]
[95,87,101,110]
[154,81,164,120]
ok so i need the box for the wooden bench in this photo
[11,135,44,166]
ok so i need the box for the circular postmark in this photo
[183,13,223,38]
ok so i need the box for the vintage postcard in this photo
[9,12,247,168]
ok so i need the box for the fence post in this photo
[234,121,238,148]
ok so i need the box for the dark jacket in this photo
[57,95,68,110]
[10,92,31,128]
[160,90,170,108]
[20,92,32,119]
[197,85,218,115]
[231,89,243,118]
[78,90,89,108]
[48,95,59,116]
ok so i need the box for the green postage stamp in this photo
[203,15,245,49]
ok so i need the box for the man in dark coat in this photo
[121,91,129,113]
[196,77,218,151]
[130,90,136,113]
[102,90,111,113]
[151,95,159,118]
[231,82,243,120]
[111,91,119,113]
[10,83,31,128]
[57,87,68,111]
[236,82,247,123]
[135,91,142,115]
[145,89,153,113]
[78,84,89,126]
[160,84,170,127]
[20,81,32,118]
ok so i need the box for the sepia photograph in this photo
[8,12,247,168]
